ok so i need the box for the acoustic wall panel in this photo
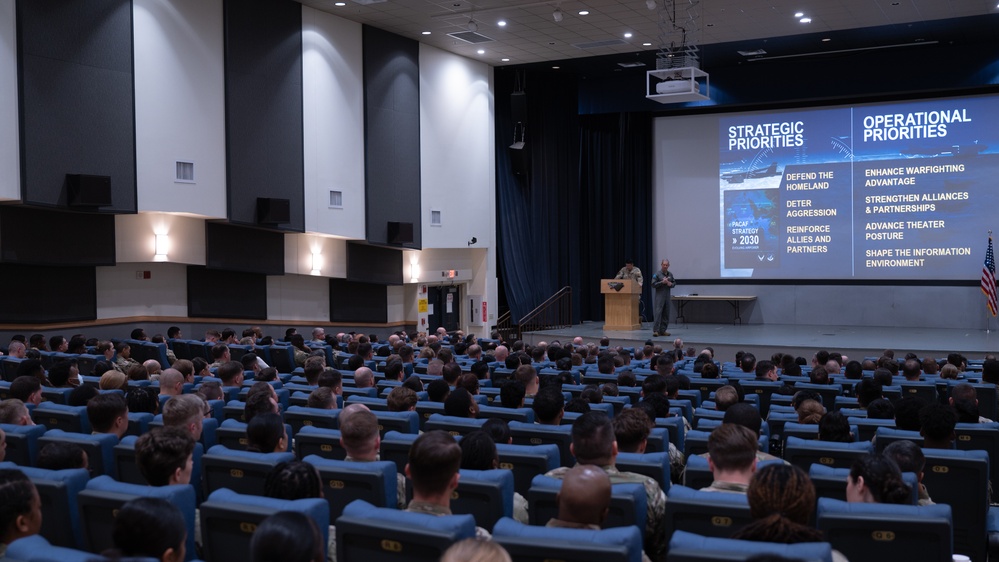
[362,26,421,247]
[223,0,304,231]
[0,0,17,201]
[17,0,135,211]
[0,265,96,323]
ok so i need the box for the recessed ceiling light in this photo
[822,37,831,42]
[794,11,804,17]
[624,32,633,38]
[552,66,560,69]
[642,42,652,46]
[497,20,506,26]
[421,31,431,35]
[477,49,485,54]
[501,58,510,62]
[800,17,811,23]
[578,10,589,15]
[334,1,346,5]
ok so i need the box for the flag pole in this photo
[988,229,994,334]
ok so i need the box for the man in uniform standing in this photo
[614,259,643,285]
[651,259,675,337]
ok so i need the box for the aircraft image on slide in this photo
[721,162,781,183]
[900,142,988,158]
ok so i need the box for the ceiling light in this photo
[467,19,478,32]
[552,8,563,22]
[497,20,506,26]
[422,31,431,35]
[334,2,345,5]
[578,10,589,15]
[794,11,804,17]
[552,66,560,69]
[501,58,510,62]
[477,49,485,54]
[800,17,811,23]
[822,37,831,42]
[642,42,652,46]
[624,32,633,38]
[646,0,656,10]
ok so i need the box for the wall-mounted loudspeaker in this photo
[256,198,290,224]
[387,221,414,244]
[66,174,112,207]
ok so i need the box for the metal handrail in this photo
[516,286,573,340]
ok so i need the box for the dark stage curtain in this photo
[495,70,653,324]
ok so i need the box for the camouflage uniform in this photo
[293,347,309,368]
[545,464,666,562]
[615,266,644,286]
[405,500,492,540]
[116,355,140,372]
[345,454,407,509]
[700,480,748,494]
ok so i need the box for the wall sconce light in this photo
[311,251,322,276]
[410,254,420,283]
[154,233,169,262]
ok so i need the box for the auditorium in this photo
[1,1,998,561]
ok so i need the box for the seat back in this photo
[269,345,296,374]
[509,421,574,466]
[663,485,752,550]
[304,455,397,520]
[615,451,671,493]
[200,487,329,562]
[667,530,833,562]
[423,413,486,436]
[450,469,515,530]
[851,418,896,442]
[492,517,642,562]
[921,448,989,562]
[816,497,952,562]
[335,499,475,562]
[5,534,98,562]
[202,445,296,496]
[872,427,923,454]
[30,403,90,434]
[955,421,999,491]
[413,401,446,430]
[526,475,647,532]
[294,426,346,460]
[0,423,47,466]
[37,430,117,479]
[736,381,782,417]
[283,405,340,433]
[0,463,88,549]
[655,416,686,453]
[783,436,873,471]
[495,442,560,496]
[808,464,919,506]
[372,410,420,435]
[77,475,198,560]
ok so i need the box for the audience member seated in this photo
[919,402,957,449]
[703,424,758,493]
[162,394,206,441]
[950,382,991,423]
[246,413,289,454]
[135,427,196,486]
[894,396,927,431]
[545,411,666,561]
[440,538,511,562]
[67,385,98,408]
[100,371,129,391]
[106,497,186,562]
[353,367,374,389]
[458,430,528,523]
[500,381,526,409]
[387,387,417,413]
[404,430,490,539]
[532,385,565,426]
[720,404,781,463]
[307,388,337,410]
[846,453,911,504]
[855,380,883,409]
[883,440,934,505]
[87,393,129,440]
[116,343,140,372]
[0,399,34,426]
[217,361,245,389]
[339,405,406,509]
[263,463,332,562]
[159,369,187,398]
[251,511,324,562]
[9,377,42,407]
[35,442,88,471]
[817,411,853,443]
[245,382,280,423]
[16,360,46,386]
[426,379,450,403]
[444,388,479,419]
[714,386,739,411]
[866,398,895,420]
[796,399,824,424]
[127,387,160,415]
[0,468,43,552]
[127,364,149,381]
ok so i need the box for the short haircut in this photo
[640,392,671,418]
[884,439,926,474]
[642,374,667,395]
[482,417,511,444]
[570,412,615,463]
[919,402,957,441]
[982,359,999,384]
[46,361,73,387]
[126,387,160,415]
[339,408,379,453]
[87,392,128,433]
[134,427,196,486]
[532,385,565,423]
[459,430,498,471]
[818,411,852,443]
[513,365,538,387]
[722,403,762,436]
[866,398,895,420]
[250,511,323,562]
[612,408,651,453]
[740,352,757,373]
[714,385,739,411]
[112,497,186,560]
[36,442,88,470]
[754,360,775,379]
[855,379,883,408]
[211,343,229,360]
[245,387,278,423]
[240,353,259,371]
[500,380,526,408]
[408,430,461,495]
[387,386,418,412]
[708,423,758,471]
[441,362,462,385]
[162,394,204,429]
[893,396,928,431]
[456,373,480,395]
[265,461,322,500]
[307,387,335,409]
[701,362,720,379]
[303,358,325,385]
[444,387,476,418]
[67,385,98,407]
[173,359,194,379]
[426,379,450,402]
[9,376,40,403]
[318,369,342,389]
[0,399,29,424]
[15,359,44,381]
[246,412,285,453]
[255,366,278,382]
[216,361,243,385]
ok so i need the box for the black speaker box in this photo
[256,198,290,224]
[511,92,528,123]
[508,143,529,176]
[66,174,112,207]
[387,221,414,244]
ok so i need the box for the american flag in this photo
[983,235,997,317]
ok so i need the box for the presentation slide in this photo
[655,94,999,281]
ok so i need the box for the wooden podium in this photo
[601,279,642,331]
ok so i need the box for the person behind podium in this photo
[614,259,643,286]
[651,259,675,337]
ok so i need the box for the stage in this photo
[522,320,999,362]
